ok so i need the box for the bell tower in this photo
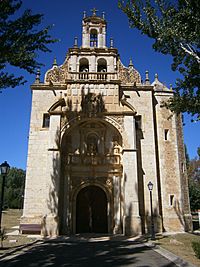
[82,8,107,48]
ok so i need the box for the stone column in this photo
[123,116,141,235]
[113,175,122,234]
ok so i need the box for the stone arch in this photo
[90,28,98,47]
[60,115,130,149]
[61,116,123,136]
[97,58,107,72]
[79,58,89,72]
[59,117,124,234]
[72,182,111,234]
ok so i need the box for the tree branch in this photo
[180,43,200,64]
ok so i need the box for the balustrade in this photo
[69,72,118,81]
[67,154,121,165]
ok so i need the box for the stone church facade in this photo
[21,10,192,236]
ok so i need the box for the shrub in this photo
[192,241,200,259]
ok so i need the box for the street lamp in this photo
[147,181,155,240]
[0,161,10,231]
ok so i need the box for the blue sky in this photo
[0,0,199,170]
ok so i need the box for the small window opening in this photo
[42,113,50,128]
[182,162,185,173]
[169,195,174,206]
[164,129,169,140]
[135,115,142,130]
[90,29,98,47]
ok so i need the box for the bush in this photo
[192,241,200,259]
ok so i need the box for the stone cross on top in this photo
[91,8,98,16]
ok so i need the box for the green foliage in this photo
[192,241,200,259]
[188,147,200,211]
[197,147,200,159]
[0,0,57,90]
[184,144,190,169]
[118,0,200,120]
[0,167,25,209]
[189,179,200,211]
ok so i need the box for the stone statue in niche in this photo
[81,92,105,117]
[74,148,80,155]
[86,134,98,156]
[113,141,122,165]
[113,141,122,155]
[88,143,97,155]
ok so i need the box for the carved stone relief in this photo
[118,60,141,84]
[45,59,69,83]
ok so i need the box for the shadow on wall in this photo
[123,180,162,236]
[41,129,61,237]
[173,198,188,231]
[63,87,107,127]
[43,91,108,236]
[135,120,145,234]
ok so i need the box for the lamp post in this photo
[147,181,155,240]
[0,161,10,231]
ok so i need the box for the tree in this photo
[197,147,200,159]
[0,167,26,209]
[118,0,200,120]
[0,0,57,90]
[185,144,190,169]
[187,147,200,211]
[189,180,200,211]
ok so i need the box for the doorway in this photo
[76,185,108,233]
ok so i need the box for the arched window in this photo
[97,58,107,72]
[79,58,89,72]
[90,29,98,47]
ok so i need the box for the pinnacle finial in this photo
[170,84,173,90]
[83,11,86,18]
[35,69,41,84]
[74,37,78,47]
[110,37,114,48]
[53,57,57,67]
[129,58,134,68]
[145,70,150,85]
[155,73,158,80]
[91,8,98,16]
[102,11,105,19]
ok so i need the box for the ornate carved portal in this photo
[60,119,123,234]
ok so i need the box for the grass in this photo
[2,209,22,230]
[1,209,200,266]
[155,232,200,266]
[0,209,39,254]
